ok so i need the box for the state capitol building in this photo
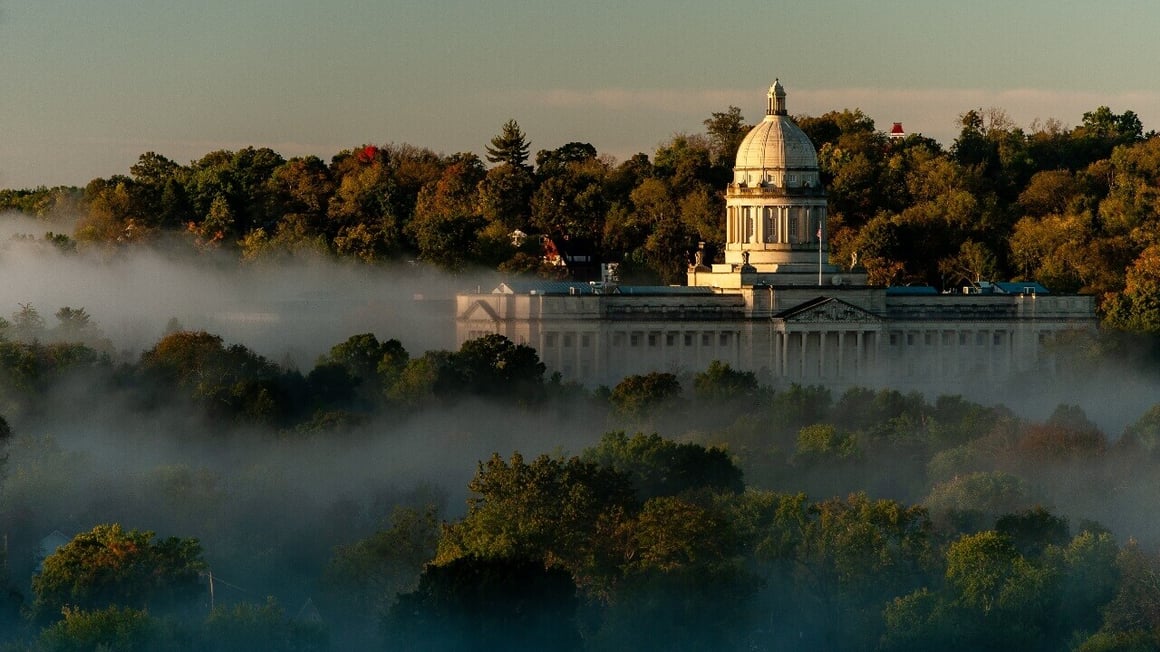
[457,81,1097,391]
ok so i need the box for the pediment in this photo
[778,297,882,324]
[459,300,501,322]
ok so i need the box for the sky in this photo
[2,0,1159,189]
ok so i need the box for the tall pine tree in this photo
[486,119,531,169]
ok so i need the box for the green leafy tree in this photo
[703,106,749,165]
[529,151,609,241]
[322,506,440,622]
[31,524,206,623]
[582,431,744,500]
[597,494,756,652]
[34,605,177,652]
[313,333,408,407]
[477,163,535,231]
[752,492,934,650]
[692,360,759,402]
[449,334,545,402]
[435,452,634,593]
[609,372,682,420]
[1097,541,1160,639]
[139,331,301,426]
[794,423,859,463]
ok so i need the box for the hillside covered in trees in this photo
[5,103,1160,649]
[4,103,1160,331]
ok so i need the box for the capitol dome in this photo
[720,79,830,274]
[732,80,820,187]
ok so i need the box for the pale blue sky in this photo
[2,1,1157,188]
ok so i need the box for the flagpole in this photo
[817,218,823,286]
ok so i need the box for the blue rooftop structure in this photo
[495,281,716,296]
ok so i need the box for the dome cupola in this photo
[733,80,819,182]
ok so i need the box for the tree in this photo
[995,507,1070,558]
[609,372,682,420]
[1122,403,1160,455]
[691,360,758,402]
[202,597,328,652]
[703,106,748,165]
[794,423,859,464]
[477,163,534,231]
[315,333,409,406]
[939,239,999,287]
[139,331,300,426]
[387,555,581,652]
[944,530,1057,646]
[323,506,440,626]
[31,524,206,623]
[752,492,934,650]
[11,303,46,341]
[485,119,531,169]
[434,452,634,593]
[1099,541,1160,636]
[923,471,1038,533]
[34,606,176,652]
[626,177,695,284]
[597,495,756,652]
[448,333,545,402]
[529,152,609,241]
[583,431,744,500]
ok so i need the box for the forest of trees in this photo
[4,103,1160,330]
[0,305,1159,649]
[4,103,1160,649]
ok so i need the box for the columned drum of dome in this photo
[724,80,831,274]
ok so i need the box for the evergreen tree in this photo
[485,120,531,169]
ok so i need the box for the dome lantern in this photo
[767,79,787,116]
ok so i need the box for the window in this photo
[613,332,625,346]
[648,332,658,347]
[684,333,694,346]
[959,332,969,345]
[993,332,1003,345]
[581,333,591,348]
[720,332,731,346]
[702,333,712,346]
[906,333,916,346]
[924,332,933,346]
[976,332,985,346]
[545,333,557,347]
[563,333,574,347]
[889,333,899,346]
[630,332,641,347]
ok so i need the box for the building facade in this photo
[456,81,1097,391]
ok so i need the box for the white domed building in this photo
[456,81,1096,393]
[691,80,862,289]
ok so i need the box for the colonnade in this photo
[726,205,822,245]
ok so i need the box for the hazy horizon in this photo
[4,2,1160,188]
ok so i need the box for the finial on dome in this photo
[767,79,787,116]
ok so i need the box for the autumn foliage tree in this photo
[31,524,205,623]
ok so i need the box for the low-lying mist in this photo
[4,221,1160,649]
[0,221,484,367]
